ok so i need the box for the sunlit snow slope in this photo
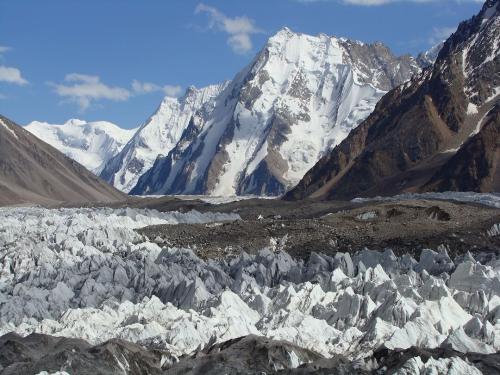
[131,28,421,197]
[25,119,136,174]
[100,84,228,192]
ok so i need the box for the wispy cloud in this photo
[195,3,263,54]
[49,74,183,111]
[49,73,131,111]
[132,80,182,97]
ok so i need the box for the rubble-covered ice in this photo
[352,191,500,209]
[0,207,499,373]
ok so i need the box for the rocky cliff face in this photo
[424,103,499,192]
[286,0,499,201]
[100,83,227,192]
[0,115,125,206]
[131,28,421,197]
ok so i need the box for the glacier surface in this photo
[0,207,499,373]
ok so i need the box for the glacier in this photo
[0,206,499,373]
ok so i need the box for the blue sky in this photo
[0,0,483,129]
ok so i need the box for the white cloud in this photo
[50,73,131,111]
[0,46,29,86]
[228,34,253,55]
[195,3,263,54]
[0,65,28,85]
[132,80,183,97]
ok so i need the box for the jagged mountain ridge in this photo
[416,42,445,68]
[0,115,125,205]
[25,119,136,174]
[100,83,228,192]
[286,0,499,201]
[130,28,422,197]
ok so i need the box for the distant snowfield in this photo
[0,204,499,372]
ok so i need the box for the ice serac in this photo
[131,28,421,197]
[25,119,136,174]
[0,115,125,206]
[1,205,500,374]
[100,83,227,192]
[286,0,500,201]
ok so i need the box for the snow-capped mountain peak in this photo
[63,118,87,126]
[131,29,422,196]
[25,119,137,174]
[100,82,228,192]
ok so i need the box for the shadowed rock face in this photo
[373,347,500,375]
[163,335,338,375]
[131,28,422,197]
[423,103,500,193]
[0,333,346,375]
[0,115,125,206]
[0,332,369,374]
[2,332,499,375]
[0,333,165,375]
[285,1,500,201]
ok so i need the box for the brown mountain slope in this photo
[424,103,500,192]
[285,0,499,201]
[0,115,126,206]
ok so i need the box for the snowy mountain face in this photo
[286,0,500,201]
[100,84,228,192]
[25,119,136,174]
[0,202,499,373]
[131,28,421,197]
